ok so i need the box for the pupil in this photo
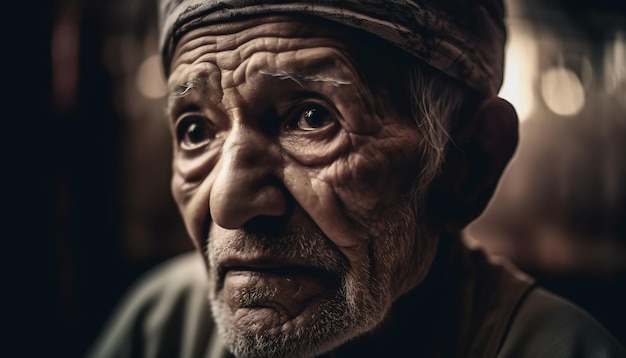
[186,123,204,143]
[304,108,322,127]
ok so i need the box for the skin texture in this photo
[166,15,441,358]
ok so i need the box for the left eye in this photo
[289,104,336,131]
[176,116,216,150]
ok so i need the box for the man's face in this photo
[167,15,438,357]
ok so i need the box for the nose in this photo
[209,123,288,229]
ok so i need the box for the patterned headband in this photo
[158,0,507,95]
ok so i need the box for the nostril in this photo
[243,215,290,236]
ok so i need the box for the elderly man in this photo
[88,1,625,357]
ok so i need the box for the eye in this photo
[288,103,336,132]
[176,116,215,150]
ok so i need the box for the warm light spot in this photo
[541,67,585,116]
[498,21,538,122]
[136,55,166,99]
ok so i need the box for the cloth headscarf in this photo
[158,0,507,96]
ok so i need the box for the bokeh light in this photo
[540,66,586,116]
[136,54,166,99]
[498,20,538,122]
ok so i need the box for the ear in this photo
[427,97,519,232]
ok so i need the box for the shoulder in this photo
[86,251,215,358]
[109,251,210,318]
[126,251,208,300]
[497,288,626,358]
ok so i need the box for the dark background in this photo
[4,1,624,357]
[7,1,190,356]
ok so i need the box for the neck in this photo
[321,233,458,357]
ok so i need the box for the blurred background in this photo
[7,0,624,356]
[465,0,626,346]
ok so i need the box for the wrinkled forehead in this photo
[167,15,409,100]
[167,19,349,95]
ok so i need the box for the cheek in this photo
[282,130,423,262]
[171,154,220,250]
[331,133,424,225]
[282,163,369,265]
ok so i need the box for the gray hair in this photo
[406,62,475,197]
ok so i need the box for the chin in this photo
[209,270,391,358]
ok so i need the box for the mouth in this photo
[217,257,340,318]
[218,256,337,281]
[225,264,332,277]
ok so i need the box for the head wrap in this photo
[158,0,507,96]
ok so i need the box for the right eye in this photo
[176,116,215,150]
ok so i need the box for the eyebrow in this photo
[258,69,351,87]
[166,76,218,118]
[168,78,204,98]
[168,65,352,98]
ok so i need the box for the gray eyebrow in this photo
[258,69,351,87]
[168,78,203,98]
[167,68,351,102]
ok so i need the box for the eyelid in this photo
[174,110,205,125]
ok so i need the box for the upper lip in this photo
[217,255,334,285]
[219,255,319,272]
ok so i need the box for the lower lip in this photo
[223,269,335,317]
